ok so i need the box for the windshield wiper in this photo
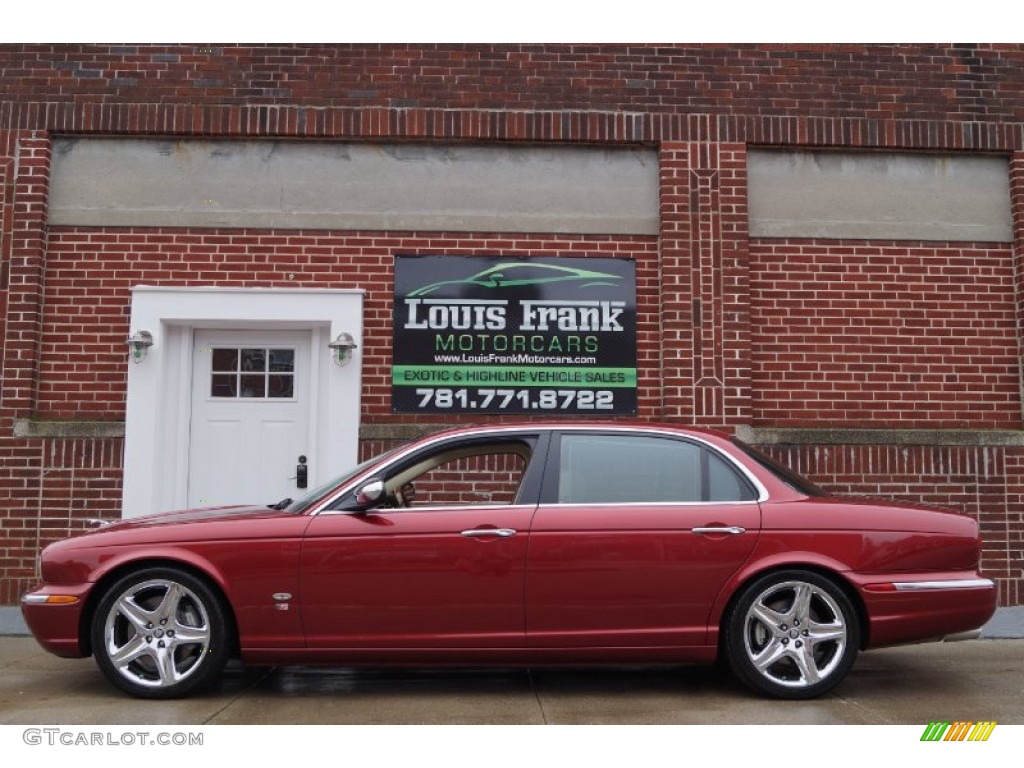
[268,497,293,510]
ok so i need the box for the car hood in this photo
[47,504,306,553]
[96,504,292,530]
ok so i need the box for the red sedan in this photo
[22,423,997,699]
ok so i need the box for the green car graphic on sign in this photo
[408,262,623,297]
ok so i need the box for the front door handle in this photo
[291,455,308,489]
[461,528,517,538]
[692,526,746,535]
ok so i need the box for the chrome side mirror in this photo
[355,480,385,508]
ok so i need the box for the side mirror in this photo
[355,479,385,508]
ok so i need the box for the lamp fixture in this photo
[126,330,154,364]
[328,332,358,368]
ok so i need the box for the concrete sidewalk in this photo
[1,634,1022,724]
[3,604,1024,638]
[3,604,1023,726]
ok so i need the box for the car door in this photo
[299,433,546,650]
[525,430,762,648]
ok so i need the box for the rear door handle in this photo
[692,526,746,535]
[461,528,517,538]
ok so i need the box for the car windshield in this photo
[279,447,401,513]
[730,438,829,497]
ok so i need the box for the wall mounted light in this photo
[328,332,358,368]
[126,330,154,364]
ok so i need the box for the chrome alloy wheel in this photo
[724,569,860,698]
[741,579,848,690]
[102,578,212,689]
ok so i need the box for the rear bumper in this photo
[857,574,997,649]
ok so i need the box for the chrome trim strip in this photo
[309,424,770,516]
[318,504,538,516]
[892,578,995,591]
[544,501,760,509]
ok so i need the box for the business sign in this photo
[392,255,637,415]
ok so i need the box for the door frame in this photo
[123,286,364,518]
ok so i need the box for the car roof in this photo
[415,421,733,442]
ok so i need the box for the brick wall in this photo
[750,240,1021,428]
[0,437,123,605]
[2,45,1024,122]
[40,228,660,420]
[2,44,1024,607]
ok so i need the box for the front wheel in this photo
[90,567,230,699]
[723,570,860,699]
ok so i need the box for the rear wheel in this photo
[90,567,230,699]
[724,570,860,699]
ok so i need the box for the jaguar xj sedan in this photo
[22,423,997,700]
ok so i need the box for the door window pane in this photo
[558,435,701,503]
[557,434,753,504]
[239,374,266,398]
[240,348,267,372]
[708,451,753,502]
[269,349,295,372]
[268,374,294,398]
[209,347,296,400]
[212,348,238,372]
[211,374,237,398]
[379,440,533,509]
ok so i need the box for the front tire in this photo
[90,567,230,699]
[723,570,860,699]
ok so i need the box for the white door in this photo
[188,330,313,508]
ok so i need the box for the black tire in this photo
[723,570,860,699]
[90,566,230,699]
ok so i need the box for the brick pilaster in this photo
[658,142,751,428]
[1,131,50,418]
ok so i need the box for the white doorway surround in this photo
[122,287,363,518]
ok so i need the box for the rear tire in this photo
[723,570,860,699]
[90,567,230,699]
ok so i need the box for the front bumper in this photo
[21,584,92,658]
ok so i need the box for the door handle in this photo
[290,455,308,489]
[461,528,517,538]
[692,526,746,535]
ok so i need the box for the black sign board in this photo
[392,255,637,415]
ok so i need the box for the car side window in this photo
[380,439,534,509]
[556,433,755,504]
[708,449,755,501]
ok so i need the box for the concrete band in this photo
[48,138,661,236]
[748,149,1013,242]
